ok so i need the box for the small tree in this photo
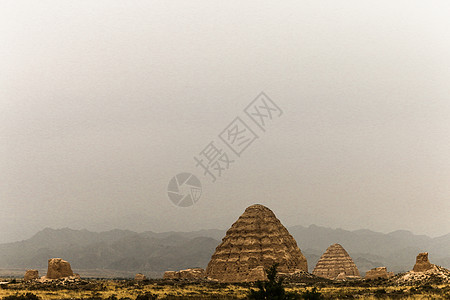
[248,263,299,300]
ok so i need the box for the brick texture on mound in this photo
[312,243,360,280]
[206,204,308,282]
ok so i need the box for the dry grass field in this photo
[1,278,450,299]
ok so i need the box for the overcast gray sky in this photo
[1,0,449,243]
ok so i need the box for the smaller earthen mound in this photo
[135,273,147,281]
[24,269,39,281]
[365,267,393,280]
[163,271,178,280]
[163,268,205,280]
[413,252,433,272]
[394,265,450,285]
[46,258,74,279]
[312,243,360,280]
[180,268,206,279]
[393,252,450,285]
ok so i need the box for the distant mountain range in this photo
[288,225,450,274]
[0,226,448,278]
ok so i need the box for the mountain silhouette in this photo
[0,226,448,277]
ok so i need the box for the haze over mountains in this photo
[0,225,449,278]
[3,1,450,249]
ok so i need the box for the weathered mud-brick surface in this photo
[312,243,360,280]
[163,271,178,279]
[24,269,39,281]
[248,266,267,281]
[395,253,450,285]
[46,258,74,279]
[179,268,205,279]
[134,273,147,281]
[206,204,308,282]
[413,252,434,272]
[365,267,392,280]
[163,268,205,280]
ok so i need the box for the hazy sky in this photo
[1,0,450,243]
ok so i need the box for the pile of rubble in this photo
[394,253,450,285]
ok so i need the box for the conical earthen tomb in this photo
[312,243,360,280]
[206,204,308,282]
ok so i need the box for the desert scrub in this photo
[3,293,40,300]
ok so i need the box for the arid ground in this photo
[1,277,450,299]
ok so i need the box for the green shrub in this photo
[248,263,300,300]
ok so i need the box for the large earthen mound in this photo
[46,258,74,279]
[312,243,360,280]
[206,204,308,282]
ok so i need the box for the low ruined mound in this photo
[413,252,434,272]
[365,267,394,280]
[134,273,147,281]
[393,252,450,285]
[312,243,360,280]
[163,268,205,280]
[24,269,39,281]
[206,204,308,282]
[46,258,74,279]
[394,265,450,285]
